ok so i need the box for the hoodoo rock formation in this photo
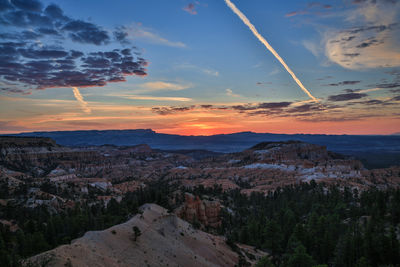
[176,193,222,228]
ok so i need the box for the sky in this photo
[0,0,399,135]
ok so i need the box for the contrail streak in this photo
[72,87,91,114]
[224,0,318,102]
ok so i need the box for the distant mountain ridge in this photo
[4,129,400,168]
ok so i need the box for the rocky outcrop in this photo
[26,204,262,267]
[176,193,221,228]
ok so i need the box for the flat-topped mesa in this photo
[247,141,330,162]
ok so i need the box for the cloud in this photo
[302,40,321,57]
[125,23,186,48]
[72,87,91,114]
[152,105,195,115]
[328,92,368,101]
[324,1,400,69]
[183,3,197,15]
[0,0,148,93]
[142,81,191,91]
[0,120,29,132]
[175,63,219,76]
[285,2,332,17]
[0,1,110,45]
[373,82,400,89]
[62,20,109,45]
[10,0,42,12]
[148,99,399,124]
[325,80,361,86]
[256,81,272,86]
[226,88,241,97]
[258,102,292,109]
[391,95,400,101]
[113,26,130,45]
[0,44,147,91]
[117,95,192,102]
[217,101,293,112]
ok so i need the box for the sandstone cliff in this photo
[176,192,222,228]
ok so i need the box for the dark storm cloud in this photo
[0,0,147,93]
[328,92,367,101]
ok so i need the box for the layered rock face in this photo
[248,141,330,162]
[0,136,100,174]
[176,193,221,228]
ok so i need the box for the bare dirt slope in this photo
[27,204,243,267]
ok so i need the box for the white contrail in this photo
[224,0,318,102]
[72,87,91,114]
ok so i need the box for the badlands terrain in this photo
[28,203,265,267]
[0,136,399,266]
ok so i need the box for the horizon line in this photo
[0,128,397,137]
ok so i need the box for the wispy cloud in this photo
[324,1,400,69]
[302,40,322,57]
[225,88,241,97]
[327,92,367,102]
[175,63,219,76]
[285,2,332,18]
[72,87,91,113]
[141,81,191,91]
[115,94,192,102]
[126,23,186,48]
[183,3,197,15]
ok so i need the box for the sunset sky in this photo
[0,0,399,135]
